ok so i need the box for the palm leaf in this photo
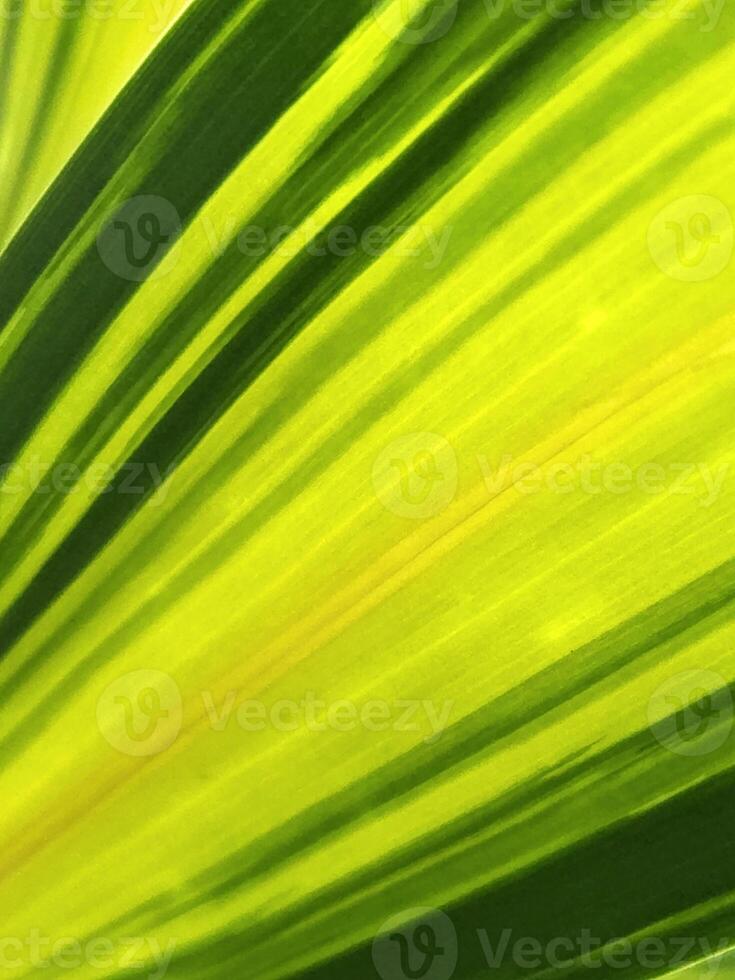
[1,0,734,977]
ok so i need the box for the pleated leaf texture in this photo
[1,0,735,978]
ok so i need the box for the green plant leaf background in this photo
[1,0,735,977]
